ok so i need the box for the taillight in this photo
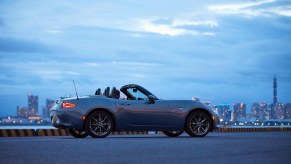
[62,102,77,108]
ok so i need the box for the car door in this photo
[116,99,169,130]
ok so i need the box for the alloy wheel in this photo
[186,111,211,137]
[87,111,113,138]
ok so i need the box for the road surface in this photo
[1,132,291,164]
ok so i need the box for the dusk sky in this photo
[0,0,291,116]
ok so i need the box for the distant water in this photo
[0,125,56,130]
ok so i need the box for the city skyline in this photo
[0,0,290,116]
[1,74,290,118]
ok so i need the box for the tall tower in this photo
[28,94,39,116]
[273,74,277,104]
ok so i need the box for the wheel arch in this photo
[83,108,116,131]
[184,108,214,131]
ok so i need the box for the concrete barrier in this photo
[212,127,291,132]
[0,128,290,137]
[35,130,148,136]
[0,129,35,137]
[36,129,69,136]
[157,127,291,133]
[0,129,148,137]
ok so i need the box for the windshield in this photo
[127,88,148,100]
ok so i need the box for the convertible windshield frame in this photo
[120,84,158,100]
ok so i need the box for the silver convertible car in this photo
[50,84,220,138]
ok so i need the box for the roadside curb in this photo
[0,129,149,137]
[212,127,291,132]
[0,128,290,137]
[36,129,69,136]
[0,129,35,137]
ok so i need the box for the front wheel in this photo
[185,111,211,137]
[86,111,113,138]
[163,131,183,137]
[68,129,88,138]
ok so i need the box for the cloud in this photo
[172,20,218,27]
[208,0,291,18]
[202,32,215,36]
[0,37,50,53]
[0,18,4,26]
[47,29,62,34]
[85,62,100,67]
[130,18,218,36]
[112,61,159,67]
[0,59,83,84]
[34,70,63,81]
[209,0,276,11]
[266,6,291,17]
[139,20,190,36]
[0,0,291,116]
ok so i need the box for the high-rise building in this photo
[284,103,291,119]
[212,104,231,122]
[42,99,54,118]
[17,106,29,118]
[252,102,269,120]
[273,74,277,104]
[269,75,278,119]
[271,75,279,119]
[233,103,246,121]
[28,94,39,116]
[252,103,259,118]
[270,102,285,119]
[276,103,285,119]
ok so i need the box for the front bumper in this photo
[50,110,84,130]
[212,114,221,130]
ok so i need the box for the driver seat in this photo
[110,87,120,99]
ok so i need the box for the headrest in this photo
[110,87,120,99]
[103,87,110,97]
[95,88,101,95]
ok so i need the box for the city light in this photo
[1,76,291,126]
[208,76,291,126]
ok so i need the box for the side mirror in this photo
[148,95,156,104]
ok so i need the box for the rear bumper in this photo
[50,110,84,130]
[51,115,74,129]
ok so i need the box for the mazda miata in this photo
[50,84,220,138]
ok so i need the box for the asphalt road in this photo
[1,132,291,164]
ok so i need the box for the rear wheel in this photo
[163,131,183,137]
[86,111,113,138]
[68,129,88,138]
[185,111,211,137]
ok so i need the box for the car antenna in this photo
[73,80,79,100]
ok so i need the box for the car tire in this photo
[163,131,183,137]
[86,111,113,138]
[185,111,211,137]
[68,129,88,138]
